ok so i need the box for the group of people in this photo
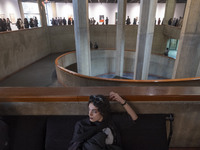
[0,18,12,32]
[168,17,183,27]
[89,17,109,25]
[51,17,74,26]
[126,16,138,25]
[16,17,39,30]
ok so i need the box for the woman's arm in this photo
[109,91,138,121]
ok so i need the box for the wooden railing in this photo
[1,86,200,102]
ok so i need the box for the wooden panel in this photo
[0,87,200,102]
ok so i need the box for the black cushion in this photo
[2,114,169,150]
[45,116,86,150]
[3,116,47,150]
[0,119,9,150]
[45,114,168,150]
[119,114,168,150]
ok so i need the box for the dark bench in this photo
[0,114,173,150]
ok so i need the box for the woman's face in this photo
[88,103,103,122]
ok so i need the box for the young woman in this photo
[68,92,138,150]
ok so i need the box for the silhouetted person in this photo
[158,18,161,25]
[6,18,11,31]
[164,48,169,56]
[24,18,29,29]
[105,17,109,25]
[126,16,130,25]
[29,18,34,28]
[63,17,67,25]
[94,42,98,49]
[90,41,93,49]
[34,17,38,27]
[168,18,172,25]
[68,18,71,25]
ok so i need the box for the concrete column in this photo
[134,0,158,80]
[172,0,200,79]
[18,0,24,21]
[115,0,126,77]
[163,0,176,25]
[73,0,91,76]
[37,0,47,27]
[51,2,57,18]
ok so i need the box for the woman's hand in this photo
[109,91,138,121]
[109,91,125,105]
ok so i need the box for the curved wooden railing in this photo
[55,51,200,86]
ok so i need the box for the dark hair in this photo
[88,95,110,120]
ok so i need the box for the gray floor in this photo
[0,53,65,87]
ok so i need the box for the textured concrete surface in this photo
[0,53,64,87]
[0,25,180,81]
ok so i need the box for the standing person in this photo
[16,18,21,30]
[58,17,63,25]
[94,42,98,49]
[133,18,136,25]
[6,18,12,31]
[29,18,34,28]
[72,18,74,25]
[63,17,67,25]
[24,18,29,29]
[158,18,161,25]
[68,92,138,150]
[164,48,169,56]
[168,18,172,25]
[34,17,38,27]
[0,18,3,32]
[19,18,24,29]
[126,16,130,25]
[51,18,55,26]
[68,17,71,25]
[54,17,58,26]
[2,18,7,31]
[105,17,109,25]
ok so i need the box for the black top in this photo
[68,113,135,150]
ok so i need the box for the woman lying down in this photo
[68,92,138,150]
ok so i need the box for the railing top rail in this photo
[1,87,200,102]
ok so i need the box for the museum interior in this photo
[0,0,200,150]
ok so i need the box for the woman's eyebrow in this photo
[89,108,98,111]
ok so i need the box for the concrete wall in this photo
[90,25,171,54]
[48,26,75,53]
[58,50,175,78]
[0,28,51,80]
[0,25,180,80]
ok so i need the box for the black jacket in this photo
[68,116,122,150]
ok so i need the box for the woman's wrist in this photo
[121,100,127,106]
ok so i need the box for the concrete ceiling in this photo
[22,0,187,3]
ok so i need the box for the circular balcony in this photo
[55,49,200,86]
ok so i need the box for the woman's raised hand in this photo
[109,91,125,105]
